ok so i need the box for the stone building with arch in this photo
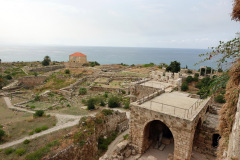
[129,91,214,160]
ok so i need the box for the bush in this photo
[0,129,5,140]
[34,95,40,101]
[124,102,130,109]
[215,95,226,103]
[15,148,26,156]
[181,82,188,91]
[100,99,106,106]
[121,90,126,94]
[108,96,121,108]
[101,109,113,116]
[193,76,198,82]
[35,128,42,133]
[79,88,87,95]
[98,132,118,151]
[5,148,15,155]
[87,98,95,110]
[186,76,193,83]
[104,92,108,98]
[33,72,38,77]
[29,131,34,135]
[23,139,30,144]
[30,106,36,109]
[195,82,203,89]
[194,73,199,78]
[5,75,12,80]
[65,69,70,74]
[41,126,48,131]
[34,110,44,117]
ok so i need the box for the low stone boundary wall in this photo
[30,65,65,72]
[18,76,47,88]
[90,85,130,94]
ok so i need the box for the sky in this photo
[0,0,239,48]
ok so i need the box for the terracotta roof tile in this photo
[70,52,86,57]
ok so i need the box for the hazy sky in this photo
[0,0,239,48]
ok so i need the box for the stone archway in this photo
[193,118,202,147]
[141,120,174,159]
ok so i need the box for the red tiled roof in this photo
[70,52,86,57]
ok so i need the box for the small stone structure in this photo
[69,52,87,64]
[129,91,213,160]
[150,71,182,90]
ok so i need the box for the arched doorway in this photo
[141,120,174,159]
[212,134,221,147]
[193,118,202,146]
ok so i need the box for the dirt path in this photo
[0,97,94,150]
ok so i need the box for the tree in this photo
[108,96,121,108]
[42,56,51,66]
[65,69,70,74]
[166,61,181,73]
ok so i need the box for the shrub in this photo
[5,75,12,80]
[100,99,106,106]
[123,134,129,140]
[121,90,126,94]
[41,126,48,131]
[30,106,36,109]
[215,95,226,103]
[0,129,5,140]
[98,132,118,151]
[15,148,26,156]
[101,109,113,116]
[0,125,3,128]
[81,99,86,104]
[35,128,42,133]
[67,104,71,107]
[34,95,40,101]
[65,69,70,74]
[29,131,34,135]
[34,110,44,117]
[193,76,198,82]
[87,98,95,110]
[124,102,130,109]
[195,82,203,89]
[79,88,87,95]
[186,76,193,83]
[104,92,108,98]
[194,73,199,78]
[33,72,38,77]
[108,96,121,108]
[23,139,30,144]
[181,82,188,91]
[5,148,15,155]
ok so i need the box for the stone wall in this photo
[45,111,128,160]
[18,76,47,88]
[90,85,130,94]
[30,65,65,72]
[226,93,240,160]
[130,84,159,100]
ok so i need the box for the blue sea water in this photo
[0,45,215,70]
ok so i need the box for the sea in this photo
[0,45,215,70]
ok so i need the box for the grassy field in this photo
[0,127,75,160]
[0,98,57,143]
[49,106,88,116]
